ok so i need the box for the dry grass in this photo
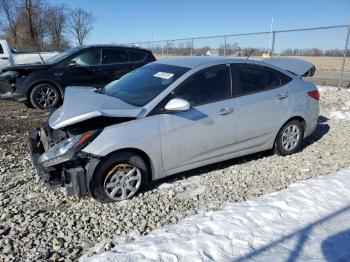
[251,56,350,72]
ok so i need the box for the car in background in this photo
[0,45,156,109]
[0,39,60,70]
[29,56,319,202]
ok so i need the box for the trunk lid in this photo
[263,57,316,77]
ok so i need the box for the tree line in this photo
[148,41,348,57]
[0,0,94,51]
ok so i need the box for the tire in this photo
[29,83,60,110]
[274,120,304,156]
[89,151,149,203]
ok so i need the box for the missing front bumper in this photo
[28,130,90,197]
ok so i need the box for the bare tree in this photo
[69,8,94,45]
[21,0,47,52]
[0,0,20,49]
[46,4,67,49]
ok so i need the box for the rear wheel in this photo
[274,120,304,156]
[90,152,149,203]
[29,83,60,109]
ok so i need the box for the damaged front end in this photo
[0,71,20,100]
[28,116,133,197]
[28,125,100,197]
[0,64,48,101]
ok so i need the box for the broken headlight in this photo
[38,130,99,168]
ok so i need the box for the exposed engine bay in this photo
[29,116,134,197]
[40,116,134,149]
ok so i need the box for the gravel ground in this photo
[0,87,350,262]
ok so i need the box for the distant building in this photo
[206,49,219,56]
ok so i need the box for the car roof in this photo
[80,44,150,52]
[154,56,249,68]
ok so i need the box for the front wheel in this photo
[89,152,149,203]
[29,83,60,109]
[274,120,304,156]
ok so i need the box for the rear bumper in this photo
[28,130,92,197]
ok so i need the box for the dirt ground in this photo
[0,87,350,261]
[0,100,47,135]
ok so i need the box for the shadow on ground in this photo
[233,205,350,262]
[322,229,350,261]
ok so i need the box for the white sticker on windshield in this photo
[154,72,174,79]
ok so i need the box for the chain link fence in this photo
[125,25,350,87]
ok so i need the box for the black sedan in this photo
[0,45,156,109]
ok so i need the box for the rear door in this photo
[232,63,291,150]
[128,49,152,71]
[99,48,131,86]
[158,65,239,173]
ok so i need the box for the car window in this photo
[70,49,101,66]
[174,66,231,106]
[0,44,3,54]
[129,50,147,62]
[236,64,280,96]
[46,47,83,64]
[101,63,189,106]
[278,71,293,86]
[102,48,129,64]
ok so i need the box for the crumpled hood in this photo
[49,86,143,129]
[1,63,50,72]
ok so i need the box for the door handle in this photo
[218,107,234,115]
[276,92,289,99]
[1,57,9,60]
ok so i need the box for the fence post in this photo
[271,31,276,57]
[191,38,194,56]
[338,25,350,87]
[166,41,169,58]
[224,35,227,56]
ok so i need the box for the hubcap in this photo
[281,124,301,151]
[103,163,142,201]
[35,86,57,108]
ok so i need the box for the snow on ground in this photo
[317,86,340,92]
[318,85,350,121]
[317,85,350,92]
[80,167,350,262]
[329,100,350,121]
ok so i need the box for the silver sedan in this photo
[29,56,320,202]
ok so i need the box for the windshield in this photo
[45,46,83,64]
[101,63,189,106]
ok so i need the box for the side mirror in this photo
[165,98,190,112]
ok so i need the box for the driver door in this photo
[158,65,239,174]
[61,48,103,88]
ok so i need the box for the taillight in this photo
[307,90,320,101]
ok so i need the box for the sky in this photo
[48,0,350,51]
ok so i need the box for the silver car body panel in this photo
[49,86,142,129]
[48,56,319,180]
[263,57,315,77]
